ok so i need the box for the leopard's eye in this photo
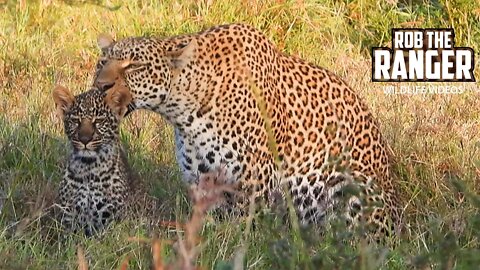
[96,59,107,70]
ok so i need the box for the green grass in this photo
[1,0,479,269]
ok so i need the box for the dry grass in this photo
[1,0,479,269]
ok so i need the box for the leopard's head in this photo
[53,84,131,156]
[93,33,197,111]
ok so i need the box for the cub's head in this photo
[53,85,131,156]
[93,33,196,111]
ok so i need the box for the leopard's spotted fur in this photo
[93,24,401,237]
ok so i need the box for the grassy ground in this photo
[1,0,479,269]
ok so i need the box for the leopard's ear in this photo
[97,33,115,50]
[52,85,75,118]
[105,84,132,118]
[95,59,145,91]
[112,59,145,74]
[166,39,197,70]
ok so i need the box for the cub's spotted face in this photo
[61,91,120,156]
[53,84,132,236]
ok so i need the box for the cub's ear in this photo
[166,40,197,70]
[97,33,115,50]
[105,85,132,118]
[52,85,74,117]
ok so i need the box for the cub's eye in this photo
[68,118,80,129]
[93,117,107,126]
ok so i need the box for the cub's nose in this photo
[79,133,93,145]
[78,120,94,145]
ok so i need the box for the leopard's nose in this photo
[96,81,115,92]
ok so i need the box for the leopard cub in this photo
[53,84,133,236]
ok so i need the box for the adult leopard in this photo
[93,23,400,237]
